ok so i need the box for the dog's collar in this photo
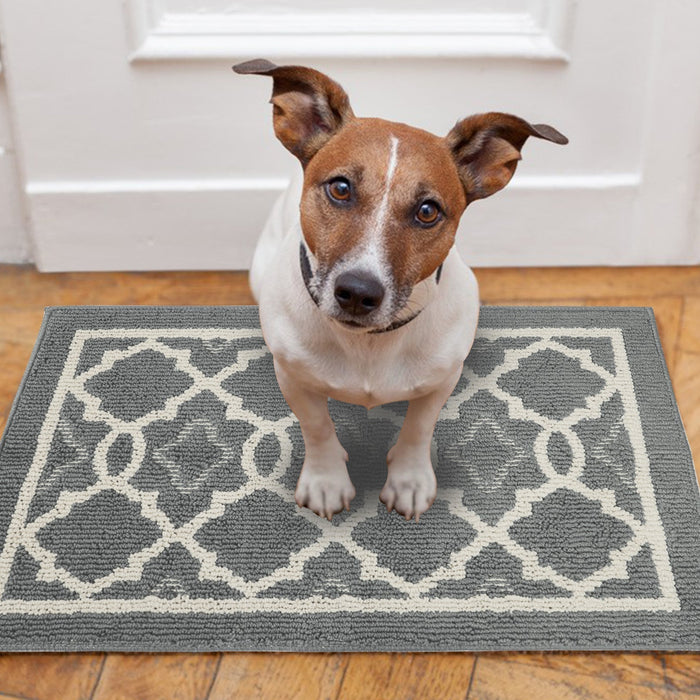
[299,240,442,335]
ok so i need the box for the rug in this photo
[0,305,698,652]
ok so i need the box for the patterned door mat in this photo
[0,305,698,652]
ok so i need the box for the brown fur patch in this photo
[233,60,355,165]
[300,118,466,288]
[446,112,568,203]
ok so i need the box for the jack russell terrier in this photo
[233,59,567,522]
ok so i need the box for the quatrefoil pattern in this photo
[0,325,679,615]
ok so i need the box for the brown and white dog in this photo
[233,59,567,522]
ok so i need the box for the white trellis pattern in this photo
[0,326,680,614]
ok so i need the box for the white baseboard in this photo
[27,178,285,272]
[25,172,694,271]
[0,243,32,264]
[0,150,31,264]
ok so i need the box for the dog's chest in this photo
[285,331,454,408]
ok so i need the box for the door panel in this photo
[0,0,697,270]
[0,72,29,263]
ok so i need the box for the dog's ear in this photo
[445,113,567,203]
[233,58,354,166]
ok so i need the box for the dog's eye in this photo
[416,200,441,226]
[326,178,352,202]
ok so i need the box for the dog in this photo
[233,59,567,522]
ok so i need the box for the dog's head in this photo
[234,59,567,331]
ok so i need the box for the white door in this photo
[0,68,28,263]
[0,0,698,270]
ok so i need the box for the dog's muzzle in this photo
[299,241,442,334]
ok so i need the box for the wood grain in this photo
[0,265,255,308]
[0,264,698,700]
[209,653,348,700]
[337,653,475,700]
[474,266,700,301]
[673,351,700,478]
[0,653,104,700]
[676,298,700,353]
[468,655,698,700]
[662,653,700,694]
[477,651,700,692]
[91,653,220,700]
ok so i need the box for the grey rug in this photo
[0,305,698,652]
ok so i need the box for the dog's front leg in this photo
[273,358,356,519]
[380,365,463,522]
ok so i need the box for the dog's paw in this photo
[295,461,356,520]
[380,450,437,522]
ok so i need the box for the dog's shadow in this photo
[278,398,421,515]
[329,398,409,498]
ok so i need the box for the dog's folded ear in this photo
[445,113,568,203]
[233,59,354,166]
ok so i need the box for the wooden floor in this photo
[0,264,698,700]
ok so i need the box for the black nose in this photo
[334,271,385,316]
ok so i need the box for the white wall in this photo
[0,0,697,270]
[0,71,30,263]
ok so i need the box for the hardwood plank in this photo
[0,309,45,345]
[337,653,475,700]
[0,653,104,700]
[0,310,46,435]
[0,339,32,433]
[671,350,700,477]
[476,652,675,691]
[473,266,700,302]
[91,652,219,700]
[676,297,700,354]
[0,266,254,308]
[468,655,693,700]
[208,652,347,700]
[662,654,700,694]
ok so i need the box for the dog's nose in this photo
[334,271,385,316]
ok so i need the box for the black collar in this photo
[299,241,442,334]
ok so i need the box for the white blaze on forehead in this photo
[353,135,400,283]
[373,135,399,237]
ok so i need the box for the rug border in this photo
[0,305,698,652]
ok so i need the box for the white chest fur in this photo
[257,218,480,409]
